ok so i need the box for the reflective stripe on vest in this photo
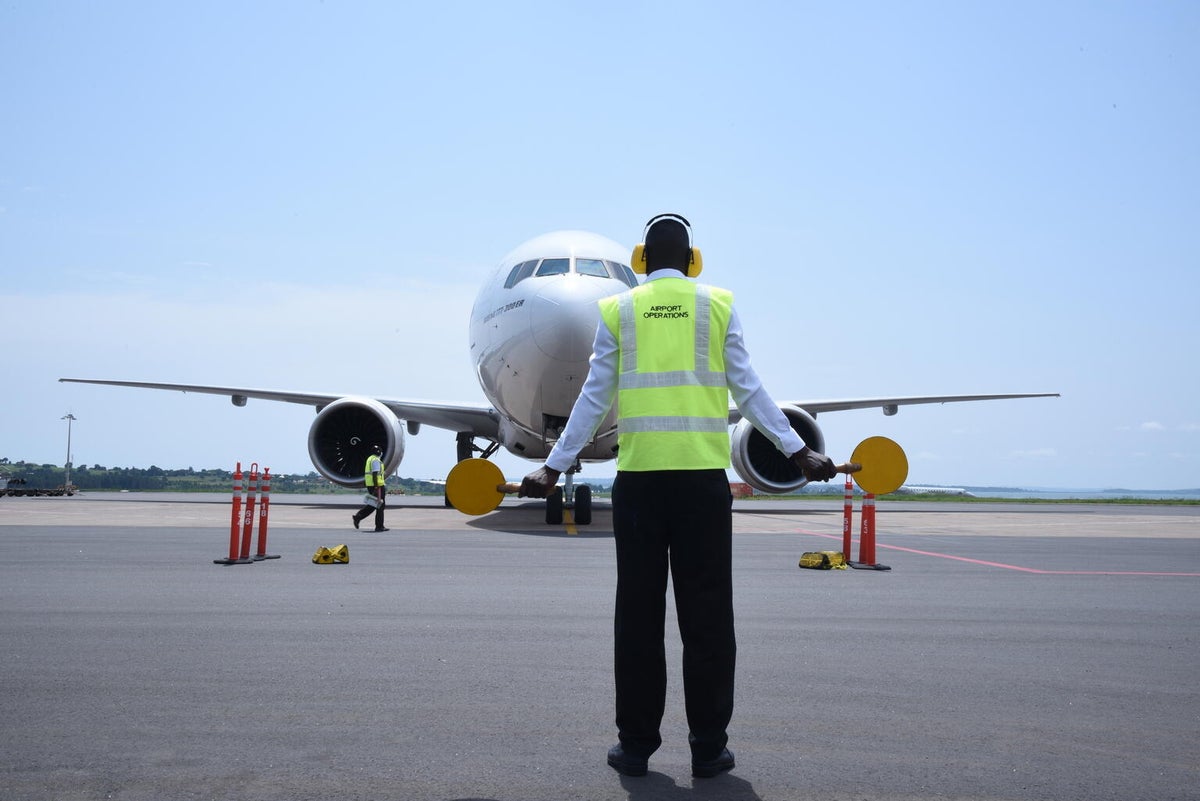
[364,454,385,487]
[598,279,733,471]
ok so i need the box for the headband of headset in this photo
[631,213,704,277]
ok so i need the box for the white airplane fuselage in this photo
[468,230,634,463]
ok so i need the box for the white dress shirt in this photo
[545,269,805,473]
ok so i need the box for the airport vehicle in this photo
[1,476,74,497]
[61,230,1056,523]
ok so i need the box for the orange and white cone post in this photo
[215,463,253,565]
[238,464,259,562]
[848,492,891,571]
[253,467,280,561]
[842,473,854,562]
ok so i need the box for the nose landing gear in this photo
[546,468,591,525]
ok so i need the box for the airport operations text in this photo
[644,304,689,319]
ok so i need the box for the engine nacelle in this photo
[307,397,405,487]
[730,404,825,494]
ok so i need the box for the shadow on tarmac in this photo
[464,505,616,538]
[620,772,763,800]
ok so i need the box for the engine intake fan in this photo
[730,404,825,494]
[307,397,405,487]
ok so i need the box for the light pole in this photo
[61,413,76,489]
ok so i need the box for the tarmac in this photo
[1,493,1198,801]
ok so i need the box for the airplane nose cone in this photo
[530,279,609,362]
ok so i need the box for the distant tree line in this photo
[0,458,447,495]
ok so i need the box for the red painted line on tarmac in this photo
[799,530,1200,577]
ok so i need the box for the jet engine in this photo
[306,397,405,487]
[730,404,825,494]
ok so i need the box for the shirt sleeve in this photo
[544,319,619,473]
[724,305,806,457]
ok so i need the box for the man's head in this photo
[372,443,383,455]
[632,213,703,277]
[644,216,692,273]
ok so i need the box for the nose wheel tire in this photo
[545,490,563,525]
[573,484,592,525]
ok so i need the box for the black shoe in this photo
[692,747,735,778]
[607,744,648,777]
[352,515,360,530]
[374,527,389,532]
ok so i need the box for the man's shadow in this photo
[621,771,763,801]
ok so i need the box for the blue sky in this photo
[2,1,1197,490]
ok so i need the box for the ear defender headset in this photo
[631,213,704,277]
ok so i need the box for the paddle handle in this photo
[497,482,562,496]
[836,462,862,474]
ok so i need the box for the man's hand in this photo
[519,466,561,498]
[791,446,837,482]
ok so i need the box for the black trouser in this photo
[354,485,385,530]
[611,469,735,761]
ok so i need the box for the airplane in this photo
[61,229,1058,525]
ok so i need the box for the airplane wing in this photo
[61,380,1056,434]
[727,392,1060,423]
[61,378,1058,496]
[58,378,500,439]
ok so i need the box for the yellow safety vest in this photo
[364,453,385,487]
[598,278,733,471]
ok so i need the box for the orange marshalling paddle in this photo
[445,458,552,516]
[848,435,908,494]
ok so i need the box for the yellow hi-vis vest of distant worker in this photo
[364,453,385,487]
[598,278,733,471]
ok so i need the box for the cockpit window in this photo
[506,256,638,289]
[535,258,570,276]
[576,258,609,278]
[504,260,537,289]
[606,260,639,288]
